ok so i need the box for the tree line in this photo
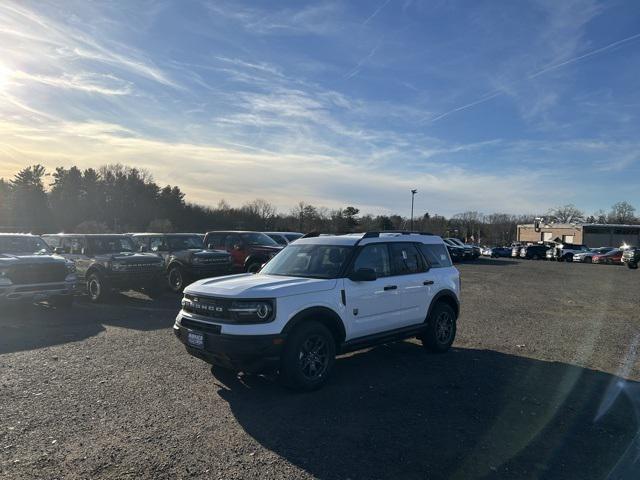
[0,164,637,245]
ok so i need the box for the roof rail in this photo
[353,230,434,246]
[301,231,321,239]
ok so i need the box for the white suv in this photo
[173,232,461,391]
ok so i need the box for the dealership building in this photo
[517,223,640,247]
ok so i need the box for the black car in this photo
[520,244,549,260]
[131,233,233,292]
[489,247,512,258]
[443,239,465,262]
[42,234,165,302]
[0,234,77,307]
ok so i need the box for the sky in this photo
[0,0,639,217]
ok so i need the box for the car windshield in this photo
[240,232,278,246]
[0,236,51,254]
[88,237,136,254]
[260,244,352,279]
[167,235,203,250]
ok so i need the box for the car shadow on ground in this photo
[214,344,639,480]
[0,291,180,354]
[474,258,520,266]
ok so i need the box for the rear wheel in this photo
[279,321,336,391]
[421,302,457,353]
[87,272,109,303]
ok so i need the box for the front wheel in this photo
[279,321,336,391]
[246,262,262,274]
[628,262,638,269]
[87,273,109,303]
[421,303,457,353]
[168,265,187,293]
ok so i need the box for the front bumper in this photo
[174,315,284,372]
[104,270,164,288]
[187,264,233,280]
[0,278,76,302]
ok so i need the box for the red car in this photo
[592,249,623,265]
[203,231,283,273]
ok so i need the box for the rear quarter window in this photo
[419,243,452,268]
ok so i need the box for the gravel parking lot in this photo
[1,258,639,480]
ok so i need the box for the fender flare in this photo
[244,254,269,270]
[85,263,108,280]
[282,306,347,344]
[167,258,185,272]
[426,289,460,321]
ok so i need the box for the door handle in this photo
[423,280,434,285]
[384,285,397,291]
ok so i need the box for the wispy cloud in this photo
[362,0,391,26]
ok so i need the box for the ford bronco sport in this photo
[0,234,77,307]
[174,231,460,391]
[42,234,165,302]
[131,233,233,292]
[203,231,283,273]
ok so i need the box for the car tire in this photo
[87,272,109,303]
[421,302,457,353]
[628,262,638,269]
[584,257,592,264]
[279,321,336,392]
[50,295,73,308]
[533,254,540,260]
[246,262,262,274]
[168,265,186,293]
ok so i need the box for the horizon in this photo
[1,1,640,216]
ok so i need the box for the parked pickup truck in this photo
[131,233,233,292]
[0,234,77,306]
[42,234,165,302]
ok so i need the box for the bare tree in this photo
[608,201,637,224]
[546,204,585,223]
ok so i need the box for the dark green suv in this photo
[131,233,233,292]
[42,234,165,302]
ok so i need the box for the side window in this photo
[353,244,391,277]
[150,237,165,252]
[225,234,242,251]
[390,243,424,275]
[68,237,85,255]
[205,234,222,249]
[43,236,60,248]
[419,244,452,268]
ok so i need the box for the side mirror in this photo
[349,268,377,282]
[207,243,215,250]
[53,247,63,254]
[233,243,243,251]
[139,245,148,253]
[81,247,88,256]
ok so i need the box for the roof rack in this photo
[354,230,434,246]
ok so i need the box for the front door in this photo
[345,243,405,339]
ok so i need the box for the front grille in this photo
[122,263,162,272]
[183,294,233,320]
[8,264,67,285]
[180,317,222,334]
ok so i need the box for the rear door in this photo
[345,243,405,338]
[389,243,431,327]
[64,236,90,279]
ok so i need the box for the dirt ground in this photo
[1,258,639,479]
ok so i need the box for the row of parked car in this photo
[481,241,639,268]
[0,231,303,306]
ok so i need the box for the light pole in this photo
[410,189,417,231]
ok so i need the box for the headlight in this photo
[228,300,275,323]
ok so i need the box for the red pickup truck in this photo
[203,231,283,273]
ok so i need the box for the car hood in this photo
[0,253,66,266]
[190,249,230,258]
[100,252,163,263]
[185,273,336,299]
